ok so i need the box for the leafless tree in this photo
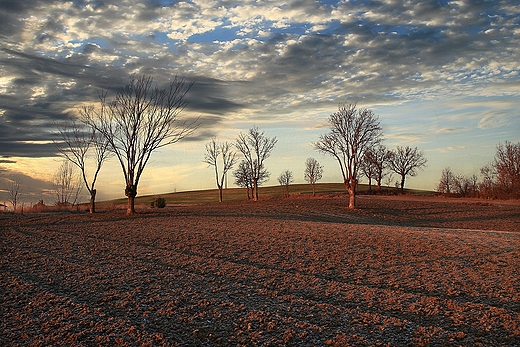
[360,154,377,190]
[314,103,383,209]
[233,160,269,200]
[388,146,427,192]
[383,172,393,188]
[437,167,456,194]
[82,74,197,214]
[235,127,277,201]
[480,164,497,199]
[362,145,390,189]
[55,120,111,213]
[8,178,23,212]
[203,138,237,202]
[277,170,294,197]
[304,157,323,196]
[53,160,82,207]
[493,141,520,198]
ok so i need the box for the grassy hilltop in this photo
[94,183,434,209]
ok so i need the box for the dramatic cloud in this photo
[0,0,518,195]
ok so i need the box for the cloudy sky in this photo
[1,0,519,205]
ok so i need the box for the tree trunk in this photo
[312,183,316,196]
[347,178,357,209]
[218,186,223,203]
[348,186,356,209]
[125,184,137,215]
[89,189,97,214]
[253,178,259,201]
[400,175,406,192]
[127,196,135,215]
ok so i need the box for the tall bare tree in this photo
[55,120,111,213]
[388,146,427,191]
[314,103,383,209]
[304,157,323,196]
[277,170,294,197]
[53,160,82,206]
[203,138,237,202]
[235,127,277,201]
[82,74,197,214]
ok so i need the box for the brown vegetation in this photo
[1,194,519,346]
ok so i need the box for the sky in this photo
[0,0,519,206]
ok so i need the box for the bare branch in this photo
[235,127,277,201]
[81,74,198,214]
[313,103,383,208]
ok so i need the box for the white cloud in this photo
[1,0,519,197]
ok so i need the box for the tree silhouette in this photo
[314,103,383,209]
[53,160,82,207]
[82,75,197,215]
[203,138,237,202]
[493,141,520,198]
[55,120,111,213]
[388,146,427,191]
[362,145,390,190]
[277,170,294,197]
[7,178,23,212]
[437,167,455,195]
[235,127,277,201]
[304,157,323,196]
[233,160,269,199]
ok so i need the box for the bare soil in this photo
[1,194,519,346]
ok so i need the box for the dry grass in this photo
[1,194,519,346]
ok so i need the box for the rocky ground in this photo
[1,194,519,346]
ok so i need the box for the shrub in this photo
[151,197,166,208]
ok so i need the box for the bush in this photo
[151,197,166,208]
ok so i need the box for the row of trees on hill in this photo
[50,74,429,214]
[204,104,427,209]
[48,73,518,216]
[3,74,515,214]
[437,141,520,199]
[53,75,197,215]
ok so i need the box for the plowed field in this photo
[1,194,519,346]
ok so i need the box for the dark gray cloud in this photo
[0,0,518,164]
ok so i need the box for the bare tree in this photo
[55,120,111,213]
[203,138,237,202]
[233,160,269,199]
[437,167,456,194]
[304,157,323,196]
[314,103,383,209]
[235,127,277,201]
[363,145,390,189]
[480,164,497,199]
[493,141,520,198]
[360,154,377,190]
[53,160,82,207]
[388,146,427,192]
[82,74,197,214]
[8,178,23,212]
[277,170,294,197]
